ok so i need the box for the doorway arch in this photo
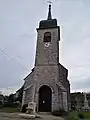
[38,85,52,112]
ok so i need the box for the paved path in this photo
[0,112,65,120]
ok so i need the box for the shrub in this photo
[52,108,68,116]
[3,103,19,108]
[21,104,28,113]
[5,107,20,113]
[78,113,84,119]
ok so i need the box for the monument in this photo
[22,4,71,112]
[82,93,90,111]
[26,102,36,114]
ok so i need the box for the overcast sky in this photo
[0,0,90,95]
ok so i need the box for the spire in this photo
[47,4,52,20]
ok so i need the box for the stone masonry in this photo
[22,4,71,112]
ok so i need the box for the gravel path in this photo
[0,112,65,120]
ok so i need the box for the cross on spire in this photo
[47,0,53,4]
[47,0,53,20]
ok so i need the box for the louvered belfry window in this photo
[43,32,51,42]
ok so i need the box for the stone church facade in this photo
[22,5,71,112]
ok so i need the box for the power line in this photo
[0,48,89,80]
[70,72,90,79]
[0,48,30,72]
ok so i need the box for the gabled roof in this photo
[24,67,35,80]
[59,63,68,71]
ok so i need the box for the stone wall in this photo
[59,63,71,110]
[24,71,35,89]
[22,23,71,112]
[35,65,59,89]
[24,85,34,104]
[35,28,59,66]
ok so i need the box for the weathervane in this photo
[47,0,53,4]
[44,0,59,4]
[44,0,53,5]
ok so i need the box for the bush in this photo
[3,103,19,108]
[0,107,20,113]
[78,113,84,119]
[21,104,28,113]
[52,108,68,116]
[5,107,20,113]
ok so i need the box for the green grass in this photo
[67,111,90,120]
[0,107,20,113]
[83,112,90,119]
[67,111,79,120]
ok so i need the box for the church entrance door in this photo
[38,85,52,112]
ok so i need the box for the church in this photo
[22,4,71,112]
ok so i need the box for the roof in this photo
[37,4,58,29]
[39,19,57,29]
[24,67,35,80]
[59,63,68,71]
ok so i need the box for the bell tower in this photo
[35,4,60,66]
[22,3,71,113]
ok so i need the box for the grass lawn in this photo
[67,111,90,120]
[0,107,20,113]
[83,112,90,119]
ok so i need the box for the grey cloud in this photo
[71,78,90,90]
[0,0,90,94]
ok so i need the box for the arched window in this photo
[43,32,51,42]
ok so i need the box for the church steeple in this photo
[38,2,58,29]
[47,4,52,20]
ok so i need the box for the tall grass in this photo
[68,111,90,120]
